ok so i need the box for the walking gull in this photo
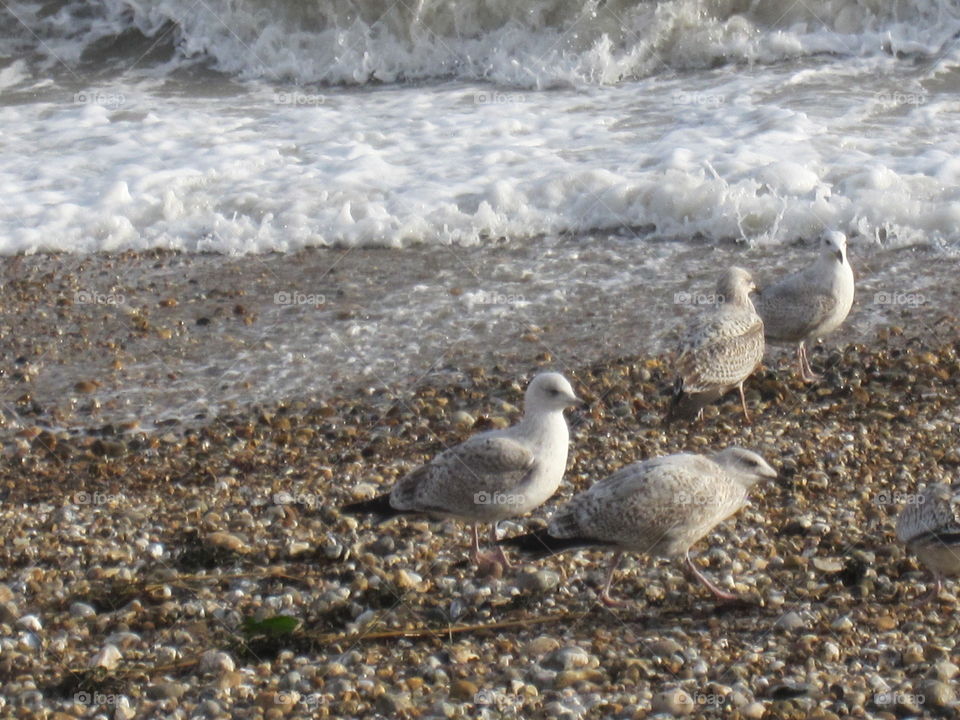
[754,230,854,382]
[500,447,776,605]
[668,267,765,422]
[342,372,582,572]
[896,482,960,602]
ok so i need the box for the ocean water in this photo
[3,0,960,254]
[1,0,959,429]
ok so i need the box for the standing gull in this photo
[342,372,582,573]
[754,230,854,382]
[500,447,776,605]
[668,267,765,422]
[896,482,960,602]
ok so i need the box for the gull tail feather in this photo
[498,529,615,559]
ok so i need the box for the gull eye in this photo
[548,388,560,396]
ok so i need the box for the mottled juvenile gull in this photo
[500,447,776,605]
[896,482,960,602]
[667,267,765,422]
[342,372,582,572]
[754,230,854,382]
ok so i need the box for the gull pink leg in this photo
[686,551,739,601]
[490,523,512,568]
[738,382,752,423]
[471,523,507,575]
[599,552,625,607]
[798,342,822,383]
[913,573,944,606]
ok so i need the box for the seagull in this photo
[342,372,582,573]
[668,267,765,422]
[754,231,855,382]
[896,482,960,603]
[500,447,776,605]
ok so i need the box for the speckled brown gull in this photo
[896,482,960,602]
[500,447,776,605]
[754,230,854,382]
[667,267,765,422]
[342,372,582,573]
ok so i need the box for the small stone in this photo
[652,688,694,716]
[0,584,13,603]
[257,690,297,712]
[812,557,843,572]
[450,679,478,701]
[776,611,805,632]
[146,682,188,700]
[922,680,955,709]
[70,602,96,619]
[528,667,558,691]
[516,569,560,592]
[648,638,683,657]
[934,661,960,682]
[895,691,923,715]
[452,410,475,428]
[113,696,136,720]
[433,701,457,718]
[525,636,560,657]
[872,615,897,631]
[90,644,122,670]
[821,641,840,662]
[0,601,18,624]
[218,672,244,691]
[554,669,603,689]
[375,692,411,715]
[156,647,179,664]
[287,541,312,557]
[543,646,591,671]
[199,650,235,675]
[197,700,221,717]
[322,661,348,677]
[17,614,42,632]
[830,616,853,632]
[206,531,249,553]
[395,569,421,590]
[903,644,925,664]
[369,536,395,556]
[91,439,125,457]
[742,702,766,719]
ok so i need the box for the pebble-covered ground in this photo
[2,313,960,719]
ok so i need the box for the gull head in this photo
[525,372,582,413]
[712,447,777,487]
[716,266,757,305]
[820,230,847,264]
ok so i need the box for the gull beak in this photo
[568,395,587,409]
[835,249,843,263]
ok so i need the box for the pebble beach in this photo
[2,248,960,719]
[6,0,960,716]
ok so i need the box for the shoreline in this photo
[0,237,954,438]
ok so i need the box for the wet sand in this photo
[0,235,954,436]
